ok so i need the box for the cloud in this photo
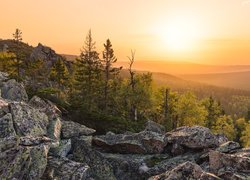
[242,0,250,5]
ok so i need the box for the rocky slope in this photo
[0,71,249,179]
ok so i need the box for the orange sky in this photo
[1,0,250,65]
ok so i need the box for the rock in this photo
[19,136,53,146]
[0,71,9,82]
[145,120,165,134]
[149,161,220,180]
[0,113,16,138]
[47,117,61,141]
[0,136,20,152]
[0,144,49,179]
[72,136,116,180]
[42,156,92,180]
[1,79,28,102]
[93,130,167,154]
[29,96,62,119]
[50,139,71,157]
[61,121,96,139]
[10,102,48,136]
[0,98,9,117]
[166,126,222,152]
[216,141,241,153]
[209,150,250,178]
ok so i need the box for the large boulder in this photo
[165,126,225,155]
[0,98,9,117]
[145,120,165,134]
[1,79,28,102]
[29,96,62,119]
[50,139,71,157]
[149,161,220,180]
[61,120,96,139]
[216,141,241,153]
[42,156,92,180]
[93,130,167,154]
[72,136,116,180]
[0,113,16,138]
[209,150,250,178]
[9,102,48,136]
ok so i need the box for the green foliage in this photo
[240,122,250,147]
[50,58,69,88]
[211,115,236,140]
[0,51,16,76]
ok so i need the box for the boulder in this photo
[0,98,9,117]
[72,136,116,180]
[93,130,167,154]
[209,150,250,178]
[0,113,16,138]
[61,121,96,139]
[29,96,62,119]
[1,79,28,102]
[145,120,165,134]
[50,139,71,157]
[166,126,223,154]
[149,161,220,180]
[42,156,92,180]
[216,141,241,153]
[0,71,9,82]
[47,117,61,141]
[10,102,48,136]
[0,143,49,179]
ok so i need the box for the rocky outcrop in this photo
[149,161,220,180]
[0,72,249,180]
[93,130,167,154]
[61,120,96,139]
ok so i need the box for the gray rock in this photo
[47,117,61,141]
[42,156,92,180]
[93,130,167,154]
[0,71,9,82]
[1,79,28,102]
[145,120,165,134]
[50,139,71,157]
[0,113,16,138]
[216,141,241,153]
[29,95,62,119]
[72,136,116,180]
[0,98,9,117]
[10,102,48,136]
[149,161,220,180]
[61,121,96,139]
[209,150,250,178]
[166,126,221,152]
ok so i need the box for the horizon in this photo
[2,0,250,65]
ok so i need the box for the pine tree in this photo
[101,39,121,111]
[50,58,69,89]
[74,30,101,110]
[12,28,24,80]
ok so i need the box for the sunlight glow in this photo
[153,16,203,52]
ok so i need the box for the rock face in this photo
[0,71,249,180]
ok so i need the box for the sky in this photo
[1,0,250,65]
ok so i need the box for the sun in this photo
[153,16,202,52]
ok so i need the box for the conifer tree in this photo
[74,30,101,110]
[101,39,121,111]
[12,28,23,80]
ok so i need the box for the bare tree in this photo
[127,50,137,121]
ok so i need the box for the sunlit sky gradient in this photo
[1,0,250,65]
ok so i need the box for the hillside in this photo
[179,71,250,91]
[122,70,250,116]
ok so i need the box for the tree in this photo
[202,96,224,128]
[127,50,137,120]
[0,51,16,76]
[73,30,101,111]
[240,122,250,147]
[50,58,69,89]
[211,115,236,141]
[101,39,121,111]
[176,92,208,127]
[12,28,24,80]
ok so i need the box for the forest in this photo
[0,29,249,147]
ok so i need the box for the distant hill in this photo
[179,71,250,91]
[115,60,250,75]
